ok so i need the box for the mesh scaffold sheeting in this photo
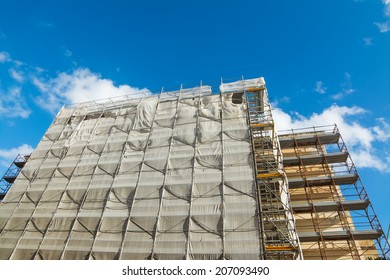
[0,81,265,260]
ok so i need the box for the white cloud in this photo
[0,144,34,160]
[33,67,151,114]
[272,104,390,172]
[373,118,390,141]
[0,144,34,168]
[314,81,327,94]
[385,5,390,17]
[332,72,355,100]
[363,37,373,46]
[0,51,10,63]
[0,51,31,119]
[0,51,25,67]
[64,49,72,57]
[2,51,150,121]
[375,21,390,32]
[279,96,290,103]
[62,47,73,57]
[8,68,24,83]
[0,87,31,118]
[34,67,45,74]
[375,1,390,32]
[349,149,384,170]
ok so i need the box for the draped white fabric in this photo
[0,85,262,260]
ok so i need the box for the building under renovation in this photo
[0,77,388,260]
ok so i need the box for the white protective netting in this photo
[0,84,262,260]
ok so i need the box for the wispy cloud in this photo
[33,68,151,114]
[314,81,327,94]
[373,118,390,141]
[0,51,11,63]
[8,68,24,83]
[385,0,390,14]
[0,87,31,119]
[279,96,290,103]
[0,51,31,118]
[64,49,72,57]
[363,37,373,46]
[36,20,55,29]
[273,104,390,171]
[1,50,151,117]
[0,144,34,168]
[375,0,390,32]
[375,21,390,32]
[332,72,355,100]
[61,46,73,57]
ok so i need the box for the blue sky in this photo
[1,0,390,235]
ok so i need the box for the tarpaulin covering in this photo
[0,83,264,260]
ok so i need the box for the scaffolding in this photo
[221,79,302,260]
[0,154,30,201]
[0,77,388,260]
[279,125,390,259]
[0,80,268,260]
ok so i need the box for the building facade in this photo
[0,78,388,260]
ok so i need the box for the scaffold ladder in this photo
[245,85,302,260]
